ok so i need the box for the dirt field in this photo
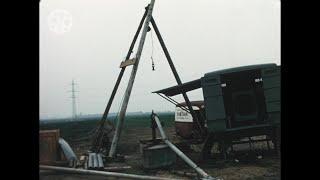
[40,124,280,180]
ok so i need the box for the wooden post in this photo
[108,0,156,158]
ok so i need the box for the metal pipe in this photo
[88,153,93,169]
[103,166,132,171]
[164,140,211,178]
[84,159,88,170]
[40,165,176,180]
[152,114,216,180]
[109,0,156,158]
[58,138,77,164]
[154,118,167,140]
[97,154,104,169]
[92,7,148,152]
[157,93,190,113]
[93,153,98,169]
[150,18,204,136]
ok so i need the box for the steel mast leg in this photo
[92,8,149,152]
[150,18,204,136]
[108,0,156,158]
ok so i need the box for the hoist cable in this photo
[150,29,155,71]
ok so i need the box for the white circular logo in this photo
[48,9,72,34]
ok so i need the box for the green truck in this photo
[153,63,281,159]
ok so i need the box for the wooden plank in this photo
[119,58,136,68]
[39,129,60,164]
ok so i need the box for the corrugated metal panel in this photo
[263,76,280,89]
[261,65,281,114]
[266,101,281,113]
[264,88,280,102]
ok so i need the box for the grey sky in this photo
[40,0,280,119]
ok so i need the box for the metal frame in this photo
[92,0,204,157]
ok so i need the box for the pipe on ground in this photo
[97,153,104,169]
[40,165,177,180]
[58,138,77,161]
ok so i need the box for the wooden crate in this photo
[39,129,60,165]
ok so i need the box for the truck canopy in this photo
[152,79,202,97]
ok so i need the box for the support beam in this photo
[150,18,204,136]
[108,0,156,158]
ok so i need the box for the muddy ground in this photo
[40,127,280,180]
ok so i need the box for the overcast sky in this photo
[40,0,280,119]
